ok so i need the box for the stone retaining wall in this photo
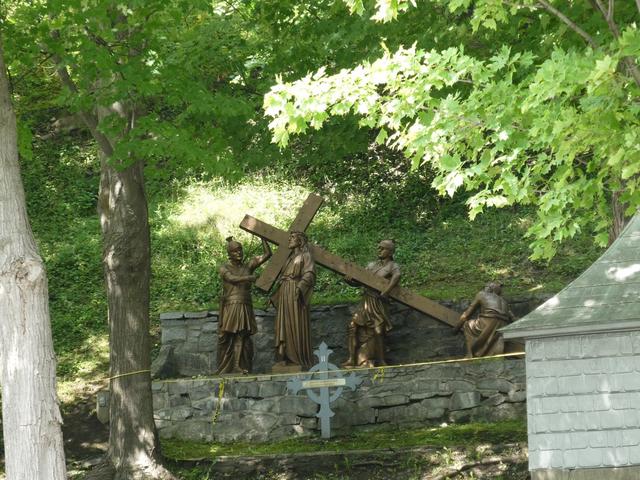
[153,357,526,443]
[153,298,542,377]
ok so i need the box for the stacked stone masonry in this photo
[526,331,640,472]
[152,358,526,443]
[153,298,542,378]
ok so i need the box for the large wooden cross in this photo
[240,194,460,327]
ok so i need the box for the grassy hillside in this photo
[20,135,603,387]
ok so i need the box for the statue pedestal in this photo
[272,364,303,374]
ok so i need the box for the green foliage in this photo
[264,0,640,260]
[3,0,608,384]
[162,419,527,460]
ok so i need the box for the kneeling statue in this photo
[456,281,515,358]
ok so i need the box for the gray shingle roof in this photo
[501,212,640,339]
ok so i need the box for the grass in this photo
[161,419,527,460]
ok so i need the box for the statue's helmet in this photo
[226,236,242,253]
[485,281,503,294]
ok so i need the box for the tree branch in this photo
[53,62,115,157]
[589,0,640,89]
[48,31,116,157]
[537,0,599,49]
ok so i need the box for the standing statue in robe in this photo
[216,236,271,374]
[272,231,316,369]
[455,281,515,358]
[342,240,401,368]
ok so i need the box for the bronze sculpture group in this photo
[217,215,515,375]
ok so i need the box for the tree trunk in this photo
[92,144,175,479]
[609,189,629,245]
[0,38,67,480]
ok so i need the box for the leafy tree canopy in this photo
[265,0,640,259]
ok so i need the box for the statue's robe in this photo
[272,248,316,368]
[351,260,400,365]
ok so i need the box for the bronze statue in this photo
[342,240,401,368]
[271,231,316,369]
[456,281,515,358]
[216,236,272,374]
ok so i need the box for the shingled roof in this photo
[502,212,640,340]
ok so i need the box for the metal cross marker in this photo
[287,342,362,439]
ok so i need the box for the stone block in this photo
[259,382,287,398]
[160,312,185,320]
[448,380,474,392]
[477,378,513,393]
[168,381,190,395]
[155,408,172,420]
[409,390,439,401]
[185,311,209,319]
[250,399,279,413]
[190,385,215,402]
[449,409,471,423]
[421,396,450,410]
[376,402,428,424]
[162,327,187,345]
[197,334,217,352]
[450,391,481,410]
[191,397,216,413]
[169,395,189,408]
[170,406,193,421]
[360,394,409,408]
[213,412,278,442]
[275,413,300,426]
[202,321,217,333]
[165,419,213,442]
[332,398,375,427]
[234,381,261,399]
[508,390,526,402]
[153,394,168,411]
[276,396,318,417]
[151,345,176,379]
[483,393,506,406]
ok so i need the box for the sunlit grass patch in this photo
[57,333,109,405]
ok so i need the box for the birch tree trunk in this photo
[0,38,67,480]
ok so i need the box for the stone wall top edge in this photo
[152,356,524,383]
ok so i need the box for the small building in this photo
[501,212,640,480]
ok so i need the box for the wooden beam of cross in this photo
[253,193,324,292]
[239,203,460,327]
